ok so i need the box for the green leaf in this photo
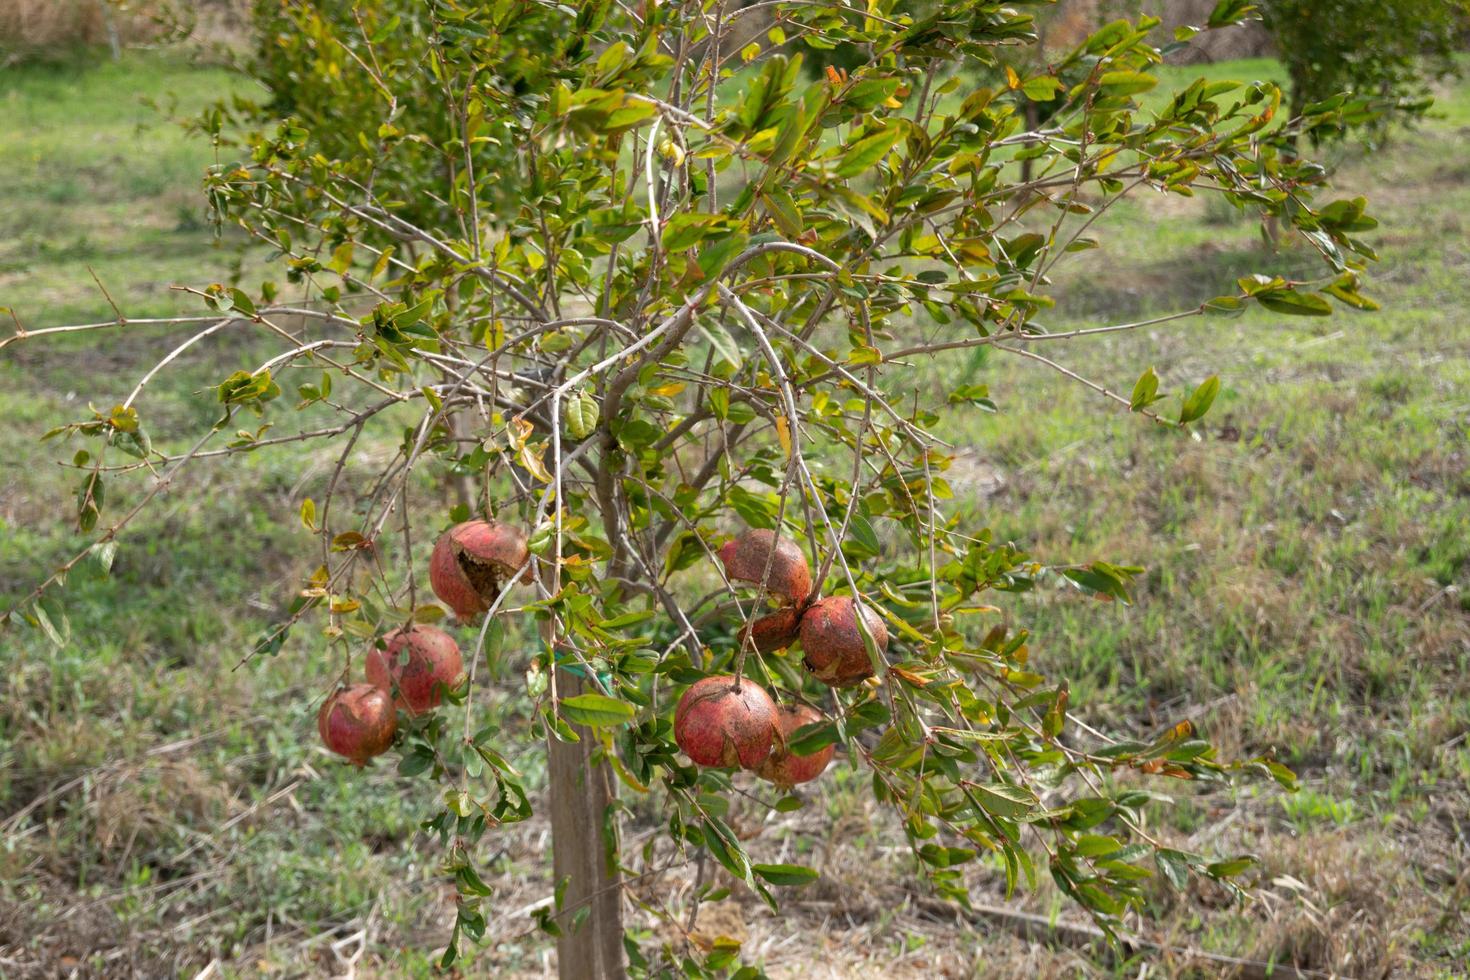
[972,782,1036,820]
[1208,0,1257,28]
[217,369,280,406]
[662,213,722,252]
[1178,375,1220,425]
[1156,849,1190,889]
[1130,367,1159,411]
[90,541,117,576]
[752,863,819,887]
[703,818,753,885]
[1324,278,1380,311]
[1203,295,1246,316]
[228,288,256,316]
[846,78,900,110]
[327,241,354,275]
[1021,76,1064,102]
[918,844,976,868]
[696,231,749,280]
[1098,71,1158,98]
[785,721,839,757]
[33,597,70,648]
[834,126,902,178]
[1256,289,1333,316]
[560,692,635,727]
[565,389,600,440]
[1206,856,1256,878]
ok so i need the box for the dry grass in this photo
[0,0,158,54]
[0,0,248,61]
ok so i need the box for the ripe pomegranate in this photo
[429,519,530,620]
[673,675,779,769]
[799,595,888,688]
[317,684,397,765]
[740,606,802,653]
[718,528,812,607]
[758,703,835,788]
[365,624,464,715]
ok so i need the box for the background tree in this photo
[5,1,1382,975]
[1258,0,1468,139]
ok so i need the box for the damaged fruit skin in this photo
[800,595,888,688]
[429,520,530,620]
[740,606,803,653]
[718,528,812,607]
[758,703,834,788]
[318,684,398,765]
[673,675,779,770]
[365,624,464,715]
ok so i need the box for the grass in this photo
[2,47,1469,978]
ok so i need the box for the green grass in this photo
[0,52,267,325]
[3,49,1469,979]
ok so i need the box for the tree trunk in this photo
[547,669,626,979]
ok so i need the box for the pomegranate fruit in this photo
[718,528,812,607]
[429,519,530,620]
[799,595,888,688]
[739,606,803,653]
[317,684,397,765]
[365,624,464,715]
[673,675,779,769]
[757,703,834,788]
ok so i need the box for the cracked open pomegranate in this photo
[718,528,812,607]
[318,684,397,765]
[673,675,779,769]
[365,624,464,715]
[757,702,834,788]
[799,595,888,688]
[429,519,530,620]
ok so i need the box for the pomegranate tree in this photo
[8,1,1377,974]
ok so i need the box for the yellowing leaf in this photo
[774,414,792,456]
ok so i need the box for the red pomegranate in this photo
[673,675,779,769]
[429,519,530,620]
[757,703,835,788]
[799,595,888,688]
[365,624,464,715]
[718,528,812,607]
[317,684,397,765]
[739,606,803,653]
